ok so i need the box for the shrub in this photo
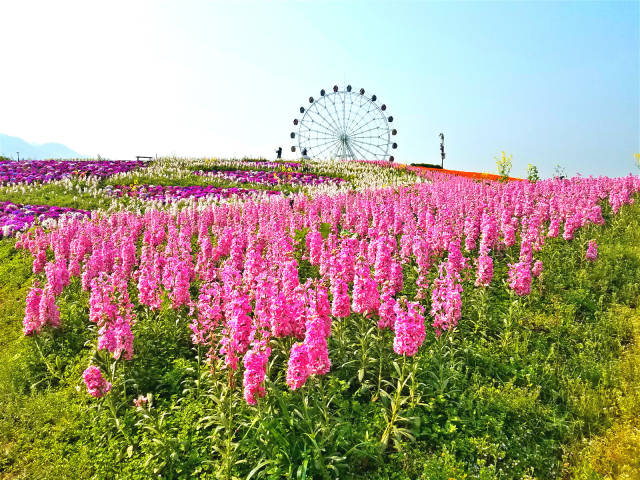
[494,151,512,181]
[526,163,540,182]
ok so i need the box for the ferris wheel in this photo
[290,85,397,162]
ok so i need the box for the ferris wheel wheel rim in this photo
[294,88,395,161]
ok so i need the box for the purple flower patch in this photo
[0,201,90,237]
[0,159,147,185]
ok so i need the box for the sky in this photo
[0,0,638,178]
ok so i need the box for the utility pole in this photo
[16,152,19,161]
[439,133,445,168]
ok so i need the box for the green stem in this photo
[33,334,63,381]
[479,286,488,326]
[106,393,130,442]
[225,370,234,480]
[375,338,384,401]
[360,314,367,381]
[196,343,201,400]
[409,357,418,408]
[380,355,407,449]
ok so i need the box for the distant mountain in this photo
[0,133,84,160]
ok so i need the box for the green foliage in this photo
[526,163,540,183]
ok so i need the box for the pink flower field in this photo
[5,158,640,479]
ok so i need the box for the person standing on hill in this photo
[276,146,282,159]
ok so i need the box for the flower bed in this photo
[194,169,344,186]
[0,200,89,237]
[11,164,640,479]
[18,174,640,398]
[412,166,525,182]
[350,159,525,182]
[105,184,282,202]
[240,160,302,170]
[0,159,146,185]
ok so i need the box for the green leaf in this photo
[296,458,309,480]
[319,222,331,239]
[247,459,274,480]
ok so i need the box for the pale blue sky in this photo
[1,0,638,177]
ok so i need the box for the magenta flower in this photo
[133,395,149,407]
[430,267,463,336]
[306,231,323,265]
[377,291,397,330]
[190,281,223,344]
[393,301,426,356]
[286,342,310,390]
[532,260,543,278]
[351,258,380,315]
[39,285,61,329]
[547,217,560,238]
[243,340,271,405]
[303,313,331,376]
[89,274,135,361]
[475,254,494,287]
[108,184,282,203]
[220,291,253,370]
[23,282,44,336]
[15,166,640,406]
[83,365,112,398]
[586,240,598,261]
[0,200,89,238]
[330,278,351,318]
[0,159,145,185]
[508,261,532,296]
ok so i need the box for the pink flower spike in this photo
[243,341,271,405]
[82,365,112,398]
[532,260,543,278]
[585,240,598,261]
[23,283,44,336]
[508,261,532,296]
[475,254,494,287]
[286,342,310,390]
[393,301,426,356]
